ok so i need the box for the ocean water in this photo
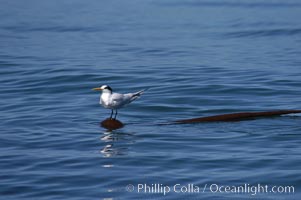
[0,0,301,199]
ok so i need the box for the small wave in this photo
[158,1,301,8]
[224,28,301,38]
[2,25,103,33]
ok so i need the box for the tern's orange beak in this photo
[92,87,103,91]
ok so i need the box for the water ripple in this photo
[225,28,301,38]
[159,1,301,8]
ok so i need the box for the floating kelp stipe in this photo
[100,110,301,130]
[174,110,301,124]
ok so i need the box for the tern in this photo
[93,85,145,119]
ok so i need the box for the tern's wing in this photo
[110,90,145,108]
[110,93,131,108]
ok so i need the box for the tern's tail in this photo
[130,89,146,102]
[133,90,145,97]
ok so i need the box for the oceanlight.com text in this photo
[125,183,295,196]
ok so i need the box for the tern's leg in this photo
[110,110,113,119]
[114,110,118,119]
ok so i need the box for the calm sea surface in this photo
[1,0,301,199]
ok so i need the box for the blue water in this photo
[1,0,301,199]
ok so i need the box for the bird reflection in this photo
[100,144,125,157]
[100,129,135,157]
